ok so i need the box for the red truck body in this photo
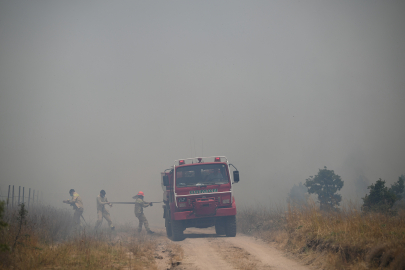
[161,156,239,241]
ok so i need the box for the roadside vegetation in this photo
[0,201,177,269]
[238,202,405,270]
[238,173,405,270]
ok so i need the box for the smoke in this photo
[0,1,404,226]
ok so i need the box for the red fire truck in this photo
[161,156,239,241]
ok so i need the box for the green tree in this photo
[362,179,396,212]
[362,176,405,213]
[393,175,405,209]
[389,176,404,200]
[304,166,343,211]
[287,182,308,207]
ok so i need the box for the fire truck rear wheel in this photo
[165,217,172,237]
[225,216,237,237]
[171,220,184,241]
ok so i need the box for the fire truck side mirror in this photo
[163,175,169,186]
[233,171,240,183]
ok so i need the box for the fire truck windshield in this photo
[175,164,229,187]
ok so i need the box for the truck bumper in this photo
[173,203,236,220]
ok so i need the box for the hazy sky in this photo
[1,1,404,224]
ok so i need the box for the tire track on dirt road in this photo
[172,236,235,270]
[156,228,310,270]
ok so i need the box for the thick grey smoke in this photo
[1,1,404,225]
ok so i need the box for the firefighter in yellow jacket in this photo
[133,191,154,234]
[95,190,115,230]
[63,189,84,227]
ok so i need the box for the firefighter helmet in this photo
[137,191,144,196]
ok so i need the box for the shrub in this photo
[362,177,404,213]
[0,201,9,252]
[389,176,404,200]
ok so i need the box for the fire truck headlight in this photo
[179,202,187,208]
[222,199,230,204]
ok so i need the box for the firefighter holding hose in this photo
[63,189,84,227]
[133,191,154,234]
[95,189,115,231]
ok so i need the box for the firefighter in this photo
[205,168,224,182]
[95,190,115,231]
[133,191,154,234]
[63,189,84,227]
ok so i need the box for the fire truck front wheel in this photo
[165,217,172,237]
[171,220,184,241]
[215,218,226,235]
[225,216,237,237]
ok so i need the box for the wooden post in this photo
[28,188,31,207]
[12,185,14,207]
[33,190,35,206]
[7,185,10,208]
[18,186,21,205]
[22,187,25,204]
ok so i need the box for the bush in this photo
[0,201,9,252]
[389,176,404,200]
[362,177,404,213]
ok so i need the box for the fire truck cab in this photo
[161,156,239,241]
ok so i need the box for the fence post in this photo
[7,185,10,208]
[28,188,31,207]
[22,187,25,204]
[18,186,21,205]
[12,185,14,208]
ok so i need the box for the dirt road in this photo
[153,227,310,270]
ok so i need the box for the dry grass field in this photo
[237,202,405,270]
[0,203,177,270]
[2,201,405,269]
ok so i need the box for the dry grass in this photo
[237,201,405,270]
[0,204,161,269]
[1,232,158,269]
[3,204,75,244]
[237,204,285,234]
